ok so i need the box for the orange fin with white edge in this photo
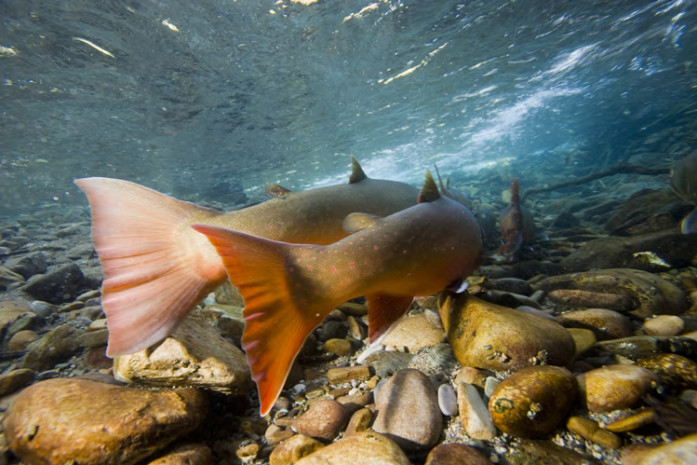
[74,178,227,356]
[191,224,330,416]
[366,293,414,343]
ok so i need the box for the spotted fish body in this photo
[194,171,483,415]
[74,157,418,356]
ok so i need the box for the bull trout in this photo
[193,171,483,415]
[74,157,417,356]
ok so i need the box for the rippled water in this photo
[1,0,696,213]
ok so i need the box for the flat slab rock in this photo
[113,312,252,394]
[4,377,208,465]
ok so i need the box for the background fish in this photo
[193,171,483,415]
[495,179,535,261]
[74,157,418,356]
[670,150,697,234]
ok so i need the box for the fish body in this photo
[670,151,697,234]
[193,172,483,415]
[74,157,418,356]
[495,179,534,261]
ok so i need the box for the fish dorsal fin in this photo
[417,170,441,203]
[343,212,381,233]
[349,156,368,184]
[266,184,292,199]
[433,163,448,193]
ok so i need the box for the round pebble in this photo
[488,365,578,438]
[577,364,659,412]
[8,329,39,351]
[293,398,349,441]
[437,384,458,416]
[643,315,685,337]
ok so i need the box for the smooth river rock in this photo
[577,364,659,412]
[4,377,208,465]
[295,431,411,465]
[438,294,575,371]
[372,368,442,451]
[488,365,578,438]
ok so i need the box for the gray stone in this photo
[21,324,81,372]
[22,263,93,304]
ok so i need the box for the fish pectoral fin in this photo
[366,293,415,343]
[343,212,381,233]
[265,184,293,199]
[191,224,328,416]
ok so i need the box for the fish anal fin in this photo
[366,294,415,343]
[343,212,381,233]
[191,224,330,416]
[349,156,368,183]
[74,177,227,356]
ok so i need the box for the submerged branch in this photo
[521,164,670,202]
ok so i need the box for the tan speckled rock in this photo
[4,378,207,465]
[577,364,658,412]
[146,444,212,465]
[294,399,349,441]
[372,368,442,451]
[295,431,410,465]
[269,434,324,465]
[637,433,697,465]
[113,312,251,394]
[488,365,577,438]
[556,308,633,340]
[425,443,493,465]
[457,382,497,440]
[439,294,575,371]
[643,315,685,337]
[381,313,444,351]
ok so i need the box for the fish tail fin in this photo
[192,225,331,416]
[74,178,227,356]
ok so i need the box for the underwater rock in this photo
[380,313,445,352]
[113,312,251,394]
[643,315,685,337]
[344,408,372,436]
[424,443,494,465]
[293,399,349,441]
[438,293,575,371]
[4,378,207,465]
[504,439,599,465]
[457,382,497,440]
[3,251,48,279]
[532,268,688,318]
[295,431,411,465]
[269,434,324,465]
[372,368,442,451]
[488,366,577,438]
[0,300,33,336]
[636,353,697,391]
[0,265,24,289]
[566,416,622,449]
[0,368,35,396]
[22,263,95,304]
[595,335,697,360]
[560,232,697,272]
[146,444,212,465]
[604,188,690,235]
[555,308,634,340]
[628,433,697,465]
[577,364,658,412]
[21,324,81,372]
[8,329,39,351]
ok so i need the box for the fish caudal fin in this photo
[74,178,227,356]
[191,225,329,416]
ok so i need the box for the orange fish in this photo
[74,158,417,356]
[495,179,534,261]
[193,171,483,415]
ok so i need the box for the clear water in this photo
[1,0,696,214]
